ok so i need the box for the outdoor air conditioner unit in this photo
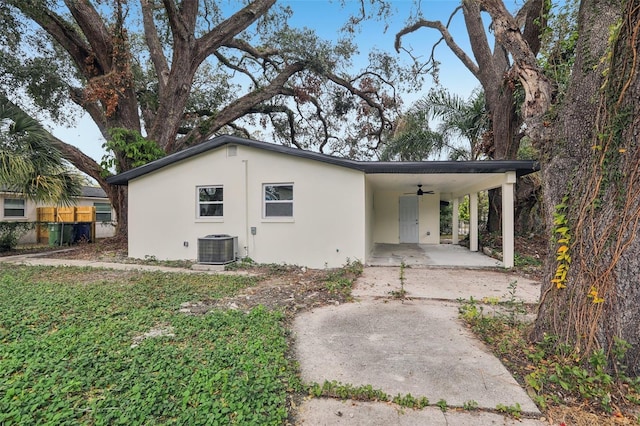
[197,234,238,264]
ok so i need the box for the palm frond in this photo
[381,127,444,161]
[0,96,83,205]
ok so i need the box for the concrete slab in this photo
[354,267,541,304]
[368,243,503,268]
[293,299,540,414]
[296,399,544,425]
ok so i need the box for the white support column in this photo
[502,172,516,268]
[470,192,478,252]
[452,198,460,245]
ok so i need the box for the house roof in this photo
[1,185,107,199]
[81,186,108,198]
[106,135,539,186]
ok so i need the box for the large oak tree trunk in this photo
[532,0,640,371]
[485,82,521,233]
[514,174,543,234]
[106,186,128,240]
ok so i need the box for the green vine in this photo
[101,128,165,175]
[552,197,603,303]
[551,196,571,290]
[591,16,633,204]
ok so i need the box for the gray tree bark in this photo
[472,0,640,370]
[533,0,640,371]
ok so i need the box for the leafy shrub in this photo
[0,221,33,252]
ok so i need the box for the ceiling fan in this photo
[405,184,434,196]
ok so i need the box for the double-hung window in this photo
[263,184,293,217]
[4,198,25,218]
[94,202,112,222]
[198,186,223,218]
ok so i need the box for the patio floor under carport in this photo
[367,243,503,268]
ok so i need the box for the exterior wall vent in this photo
[227,145,238,157]
[197,234,238,264]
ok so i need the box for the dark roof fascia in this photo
[360,160,539,177]
[1,186,108,199]
[106,135,539,185]
[106,135,364,185]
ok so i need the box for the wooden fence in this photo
[36,207,96,244]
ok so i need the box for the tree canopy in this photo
[1,0,408,235]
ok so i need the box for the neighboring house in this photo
[107,135,538,268]
[0,186,116,244]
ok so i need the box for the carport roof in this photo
[106,135,539,185]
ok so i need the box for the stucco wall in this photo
[418,194,440,244]
[372,191,440,244]
[127,144,367,268]
[372,190,398,243]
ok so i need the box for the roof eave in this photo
[106,135,540,186]
[106,135,364,186]
[361,160,539,176]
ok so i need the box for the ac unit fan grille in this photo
[197,235,237,264]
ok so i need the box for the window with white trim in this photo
[94,202,112,222]
[263,184,293,217]
[3,198,25,217]
[197,186,223,217]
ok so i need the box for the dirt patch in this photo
[178,265,354,319]
[39,237,129,261]
[479,233,548,281]
[545,405,638,426]
[6,237,358,316]
[7,235,546,317]
[1,237,129,261]
[131,324,176,348]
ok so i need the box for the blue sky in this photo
[286,1,480,93]
[51,0,522,163]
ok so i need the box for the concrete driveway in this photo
[293,267,544,425]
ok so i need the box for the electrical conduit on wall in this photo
[243,159,249,259]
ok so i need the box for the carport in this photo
[362,161,539,268]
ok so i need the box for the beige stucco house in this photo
[1,186,116,244]
[108,135,538,268]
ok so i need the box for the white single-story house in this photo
[107,135,538,268]
[1,186,116,244]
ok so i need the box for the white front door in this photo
[399,196,419,243]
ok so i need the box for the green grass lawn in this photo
[0,265,300,425]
